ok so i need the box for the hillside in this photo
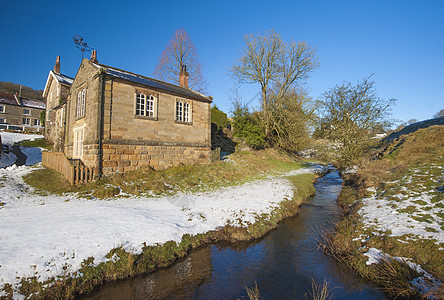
[0,81,43,100]
[324,124,444,298]
[383,116,444,142]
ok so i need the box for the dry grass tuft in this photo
[307,279,332,300]
[371,256,421,298]
[246,281,260,300]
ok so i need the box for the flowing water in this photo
[83,172,386,299]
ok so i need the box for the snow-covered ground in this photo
[359,164,444,246]
[0,131,44,168]
[1,131,43,146]
[358,163,444,297]
[0,156,324,296]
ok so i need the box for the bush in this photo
[233,111,265,149]
[211,105,228,129]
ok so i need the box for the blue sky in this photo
[1,0,443,124]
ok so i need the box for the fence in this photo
[0,124,44,132]
[42,152,96,185]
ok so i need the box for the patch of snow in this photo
[364,248,443,298]
[0,131,44,145]
[0,164,321,295]
[343,165,358,174]
[364,247,385,265]
[366,186,376,193]
[359,193,443,244]
[372,133,387,139]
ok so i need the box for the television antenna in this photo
[73,35,93,59]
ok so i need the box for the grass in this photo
[246,282,260,300]
[370,256,421,298]
[23,167,77,194]
[307,279,332,300]
[20,138,52,150]
[244,279,333,300]
[23,148,309,198]
[320,125,444,298]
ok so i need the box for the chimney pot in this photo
[90,50,98,63]
[179,64,189,88]
[54,55,61,73]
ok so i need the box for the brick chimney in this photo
[90,50,98,63]
[179,65,189,88]
[54,55,61,73]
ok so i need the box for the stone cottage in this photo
[0,92,45,132]
[44,52,212,176]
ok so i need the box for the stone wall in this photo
[103,79,211,145]
[102,142,210,173]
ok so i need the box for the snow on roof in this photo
[21,98,45,109]
[0,93,45,109]
[0,93,19,106]
[91,62,211,103]
[52,72,74,86]
[43,71,74,98]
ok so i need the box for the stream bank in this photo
[83,172,386,299]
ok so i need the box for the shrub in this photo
[211,105,228,129]
[232,102,265,149]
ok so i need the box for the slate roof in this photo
[0,92,45,109]
[42,71,74,98]
[21,98,46,109]
[91,62,211,103]
[0,93,19,106]
[52,72,74,85]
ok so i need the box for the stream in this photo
[83,171,386,299]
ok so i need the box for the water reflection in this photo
[84,247,213,300]
[83,172,386,299]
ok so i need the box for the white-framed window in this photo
[23,108,31,115]
[22,118,31,125]
[0,118,6,124]
[135,93,156,117]
[73,127,85,159]
[184,102,190,122]
[175,100,191,123]
[0,105,4,113]
[33,119,40,126]
[176,101,183,121]
[76,88,86,118]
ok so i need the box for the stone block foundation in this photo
[101,141,211,174]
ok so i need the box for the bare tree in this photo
[267,88,316,151]
[154,28,207,93]
[321,76,396,168]
[230,29,319,134]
